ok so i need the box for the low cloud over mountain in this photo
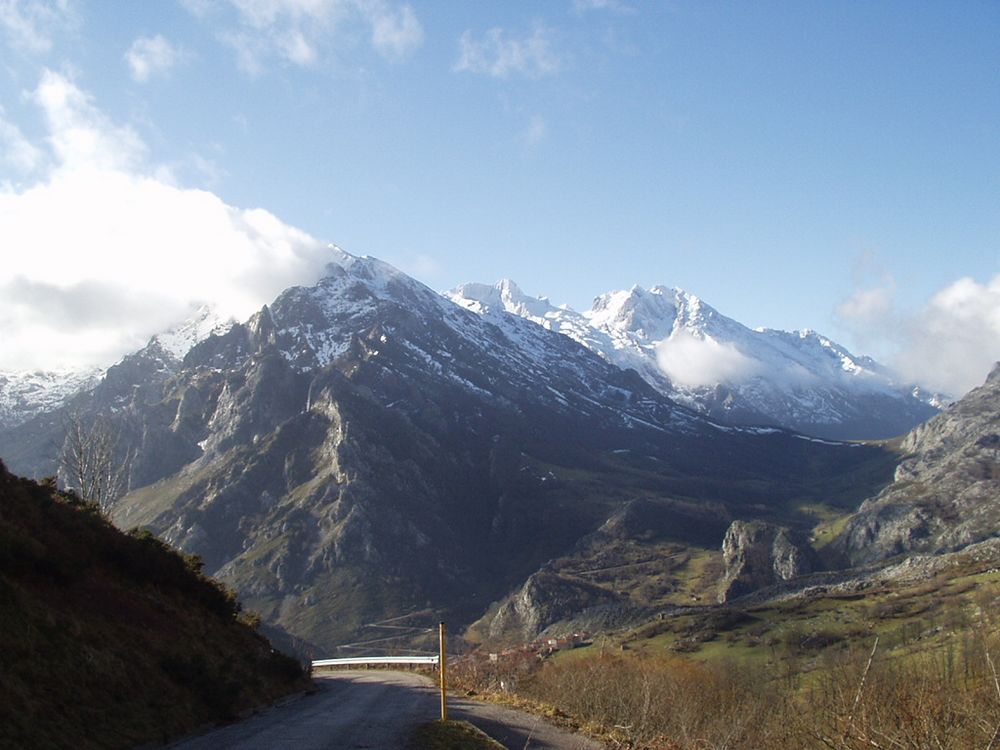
[0,70,331,371]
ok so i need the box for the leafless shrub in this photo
[59,412,134,516]
[805,632,1000,749]
[491,626,1000,749]
[450,649,541,695]
[524,654,790,749]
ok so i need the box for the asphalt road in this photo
[167,670,604,750]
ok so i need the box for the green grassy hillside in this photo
[0,461,309,750]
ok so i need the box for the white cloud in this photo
[192,0,422,72]
[369,2,422,60]
[835,272,1000,398]
[454,26,562,78]
[0,111,43,173]
[892,276,1000,398]
[836,284,894,324]
[125,34,186,82]
[656,330,763,387]
[281,27,316,64]
[0,0,72,55]
[573,0,634,13]
[0,70,334,371]
[32,68,147,173]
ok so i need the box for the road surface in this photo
[168,670,604,749]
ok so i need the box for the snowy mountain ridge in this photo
[447,279,940,439]
[227,250,698,438]
[0,251,938,441]
[0,367,104,429]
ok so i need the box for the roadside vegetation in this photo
[0,461,309,750]
[453,559,1000,749]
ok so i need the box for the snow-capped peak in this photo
[317,244,432,302]
[153,304,236,362]
[0,366,103,428]
[447,279,557,321]
[585,285,730,343]
[450,277,940,439]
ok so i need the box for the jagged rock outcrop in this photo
[835,364,1000,565]
[717,520,817,602]
[482,570,623,644]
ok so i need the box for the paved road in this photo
[168,670,604,749]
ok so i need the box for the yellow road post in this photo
[439,622,448,721]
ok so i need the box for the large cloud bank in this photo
[838,275,1000,399]
[0,70,332,371]
[891,276,1000,398]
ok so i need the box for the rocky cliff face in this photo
[717,520,818,602]
[834,364,1000,565]
[480,570,624,645]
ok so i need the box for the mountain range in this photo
[0,367,103,430]
[9,248,998,657]
[0,249,913,652]
[1,256,939,442]
[448,279,939,440]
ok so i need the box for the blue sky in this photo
[0,1,998,395]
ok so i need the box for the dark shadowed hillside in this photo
[0,462,308,750]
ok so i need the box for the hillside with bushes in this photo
[0,461,309,750]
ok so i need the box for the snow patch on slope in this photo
[0,367,103,428]
[154,304,236,361]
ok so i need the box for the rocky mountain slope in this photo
[833,364,1000,565]
[448,280,938,440]
[0,250,898,653]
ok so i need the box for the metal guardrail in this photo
[311,655,440,668]
[315,622,450,721]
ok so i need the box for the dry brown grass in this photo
[454,628,1000,749]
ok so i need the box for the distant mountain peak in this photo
[153,303,235,362]
[448,279,554,322]
[450,276,939,440]
[586,284,721,342]
[0,366,104,429]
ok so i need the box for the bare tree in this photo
[59,412,133,516]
